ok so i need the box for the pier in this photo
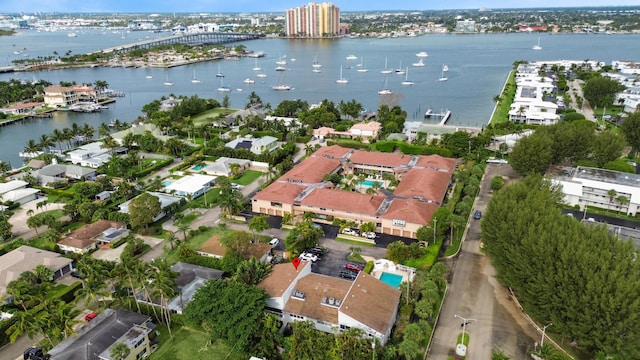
[424,109,452,125]
[92,32,263,54]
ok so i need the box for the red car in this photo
[84,313,97,322]
[345,263,363,272]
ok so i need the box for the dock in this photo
[424,109,452,125]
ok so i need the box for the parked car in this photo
[269,238,280,246]
[305,247,325,257]
[84,312,97,322]
[70,271,83,279]
[345,262,364,272]
[361,231,376,239]
[473,210,482,220]
[299,253,318,263]
[342,228,358,236]
[231,184,243,190]
[339,269,358,280]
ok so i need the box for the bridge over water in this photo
[91,32,263,54]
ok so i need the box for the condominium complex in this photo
[285,2,340,37]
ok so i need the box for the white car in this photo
[269,238,279,246]
[299,252,318,262]
[342,228,358,236]
[361,232,376,239]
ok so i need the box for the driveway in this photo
[7,197,64,237]
[429,164,540,359]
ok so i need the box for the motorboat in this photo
[272,84,291,91]
[243,78,255,84]
[275,65,286,71]
[416,51,428,57]
[346,54,358,60]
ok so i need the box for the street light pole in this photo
[433,217,437,243]
[454,314,476,345]
[540,323,552,348]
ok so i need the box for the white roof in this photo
[0,188,39,202]
[0,180,28,195]
[165,174,216,193]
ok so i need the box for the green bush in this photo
[364,261,374,274]
[183,255,225,272]
[134,158,174,178]
[57,281,82,303]
[602,159,636,174]
[491,176,504,190]
[563,112,586,121]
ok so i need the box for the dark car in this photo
[70,271,83,279]
[345,262,364,272]
[473,210,482,220]
[84,312,97,322]
[339,269,358,280]
[305,248,324,257]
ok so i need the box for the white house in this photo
[225,136,279,155]
[67,142,112,168]
[553,166,640,215]
[258,261,401,345]
[118,191,181,222]
[164,174,216,198]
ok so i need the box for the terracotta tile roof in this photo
[253,181,306,203]
[283,273,353,325]
[350,121,381,132]
[415,154,457,172]
[258,261,310,298]
[198,236,225,257]
[348,150,413,168]
[340,272,401,334]
[380,198,439,225]
[313,145,352,159]
[395,167,452,203]
[280,155,341,183]
[300,188,385,215]
[6,102,43,110]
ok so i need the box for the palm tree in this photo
[233,257,273,285]
[615,195,630,214]
[607,189,617,214]
[62,128,74,149]
[38,134,53,154]
[23,139,42,157]
[98,122,111,138]
[110,342,130,360]
[81,123,95,142]
[50,128,65,152]
[0,161,11,175]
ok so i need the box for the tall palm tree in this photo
[38,134,53,153]
[81,123,95,142]
[23,139,42,156]
[98,123,111,138]
[62,128,74,149]
[51,128,65,152]
[0,161,11,175]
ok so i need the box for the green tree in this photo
[184,279,267,351]
[286,320,333,360]
[583,75,625,109]
[284,220,324,255]
[110,342,130,360]
[590,131,626,167]
[128,192,161,230]
[249,313,283,359]
[397,339,422,360]
[620,111,640,157]
[233,257,272,286]
[509,132,553,176]
[248,215,270,241]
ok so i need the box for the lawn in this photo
[190,108,236,127]
[150,326,242,360]
[489,70,516,124]
[233,170,263,186]
[164,227,234,264]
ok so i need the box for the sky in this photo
[2,0,638,13]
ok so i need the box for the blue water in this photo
[1,30,639,166]
[161,180,172,186]
[379,272,403,289]
[360,180,382,187]
[192,165,205,171]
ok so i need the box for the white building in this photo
[164,174,216,198]
[553,166,640,215]
[67,142,112,168]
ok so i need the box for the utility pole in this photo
[433,217,437,243]
[540,323,552,348]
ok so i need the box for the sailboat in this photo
[216,64,224,78]
[312,55,322,72]
[217,78,230,92]
[163,72,174,86]
[442,64,449,72]
[272,71,291,91]
[357,57,368,73]
[378,76,393,95]
[381,57,392,74]
[532,36,542,50]
[252,58,262,71]
[336,65,349,84]
[395,61,405,75]
[276,54,287,65]
[412,58,425,67]
[437,68,448,82]
[401,67,414,85]
[191,69,201,83]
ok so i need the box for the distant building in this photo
[43,85,96,107]
[455,19,476,33]
[285,2,341,37]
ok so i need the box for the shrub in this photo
[364,261,374,274]
[491,176,504,190]
[563,112,586,121]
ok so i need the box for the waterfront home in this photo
[67,141,112,168]
[33,163,96,186]
[225,135,279,155]
[46,309,156,360]
[110,122,174,146]
[0,246,73,300]
[43,85,97,108]
[0,101,44,116]
[258,261,401,345]
[57,219,129,254]
[164,174,216,199]
[313,121,382,143]
[0,179,38,205]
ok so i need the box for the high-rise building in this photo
[285,2,340,38]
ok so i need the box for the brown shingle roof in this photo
[394,168,452,203]
[300,188,385,215]
[340,272,401,334]
[415,154,457,172]
[198,236,225,257]
[253,181,306,203]
[283,273,353,325]
[258,261,310,298]
[243,243,272,260]
[58,220,127,250]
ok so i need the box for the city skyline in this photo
[2,0,639,13]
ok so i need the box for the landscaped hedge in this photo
[56,281,83,303]
[133,157,174,178]
[364,261,374,274]
[39,187,74,200]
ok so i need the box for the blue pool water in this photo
[379,272,403,289]
[192,165,205,171]
[161,180,172,186]
[360,180,382,187]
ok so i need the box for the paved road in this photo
[429,164,539,359]
[569,79,597,122]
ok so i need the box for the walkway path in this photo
[569,79,597,122]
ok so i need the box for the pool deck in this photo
[371,259,416,284]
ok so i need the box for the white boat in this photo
[243,78,255,84]
[312,55,322,69]
[401,67,414,85]
[395,61,406,75]
[437,69,448,82]
[163,73,174,86]
[378,76,393,95]
[346,54,358,60]
[145,75,153,79]
[336,65,349,84]
[442,64,449,72]
[191,69,201,84]
[217,78,231,92]
[216,64,224,77]
[412,59,425,67]
[275,65,286,71]
[257,73,268,78]
[67,32,77,38]
[236,88,243,92]
[532,36,542,50]
[312,68,321,73]
[381,57,392,74]
[416,51,428,57]
[276,54,287,65]
[272,84,291,91]
[252,58,262,71]
[357,57,368,73]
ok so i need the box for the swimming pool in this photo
[359,180,383,187]
[192,165,205,171]
[161,180,172,186]
[379,272,403,289]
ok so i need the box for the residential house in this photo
[258,261,401,345]
[119,191,181,222]
[67,142,113,168]
[164,174,216,199]
[194,157,251,177]
[57,220,129,254]
[46,309,156,360]
[43,85,78,107]
[110,123,174,146]
[252,145,456,239]
[313,122,381,143]
[26,159,47,170]
[225,136,279,155]
[0,246,73,299]
[0,101,44,116]
[33,163,96,186]
[197,235,272,263]
[552,166,640,215]
[159,96,182,111]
